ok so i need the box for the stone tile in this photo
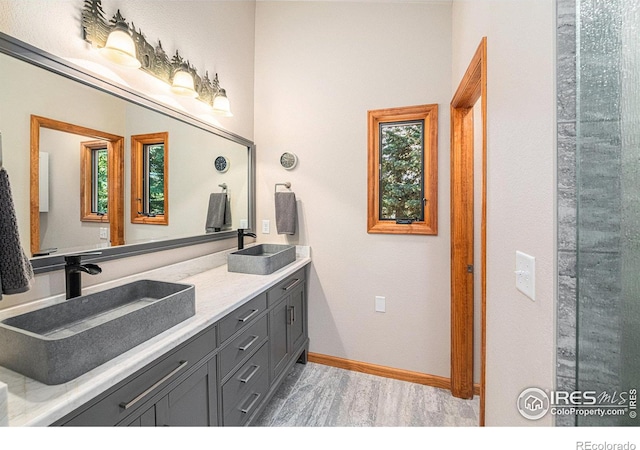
[253,362,306,426]
[558,122,577,191]
[557,245,577,383]
[554,376,577,427]
[557,0,576,121]
[252,362,479,427]
[577,121,622,252]
[558,188,577,251]
[576,251,622,391]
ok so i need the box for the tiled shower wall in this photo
[556,0,578,427]
[556,0,627,427]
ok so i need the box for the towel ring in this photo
[275,182,291,194]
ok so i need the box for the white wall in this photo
[255,1,453,377]
[451,0,556,426]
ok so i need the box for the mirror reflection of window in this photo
[131,132,169,225]
[81,140,109,222]
[143,143,165,217]
[93,148,108,215]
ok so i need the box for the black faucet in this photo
[64,253,102,299]
[237,229,257,250]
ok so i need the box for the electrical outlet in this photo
[375,296,386,312]
[99,227,108,240]
[515,251,535,301]
[262,219,270,234]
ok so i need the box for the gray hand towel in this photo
[0,168,34,300]
[205,193,232,232]
[275,192,297,235]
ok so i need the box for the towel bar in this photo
[274,182,291,194]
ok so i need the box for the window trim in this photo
[80,140,110,223]
[367,104,438,235]
[131,132,169,225]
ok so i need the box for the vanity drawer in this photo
[266,268,305,307]
[223,368,269,426]
[60,325,217,426]
[218,293,267,343]
[221,342,268,419]
[219,315,268,380]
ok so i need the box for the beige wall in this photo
[451,0,556,425]
[255,1,454,377]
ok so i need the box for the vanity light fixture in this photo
[212,89,233,117]
[98,11,141,69]
[171,65,198,98]
[82,1,231,115]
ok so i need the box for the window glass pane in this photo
[144,143,165,215]
[379,120,424,221]
[92,148,108,214]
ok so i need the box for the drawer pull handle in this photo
[119,360,188,410]
[237,308,259,323]
[238,364,261,383]
[240,392,261,414]
[288,305,295,325]
[282,278,302,292]
[239,335,259,351]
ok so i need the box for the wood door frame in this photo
[450,37,487,426]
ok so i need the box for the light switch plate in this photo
[262,219,270,234]
[515,251,535,301]
[375,296,386,312]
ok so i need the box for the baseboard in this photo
[307,352,480,396]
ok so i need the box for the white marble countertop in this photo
[0,246,311,427]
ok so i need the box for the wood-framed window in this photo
[80,140,109,223]
[131,132,169,225]
[367,104,438,235]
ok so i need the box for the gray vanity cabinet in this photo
[218,293,270,426]
[267,269,307,384]
[125,359,217,426]
[56,326,218,426]
[153,357,218,426]
[53,265,309,427]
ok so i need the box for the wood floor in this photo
[253,362,479,427]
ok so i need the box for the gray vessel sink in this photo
[0,279,195,385]
[227,244,296,275]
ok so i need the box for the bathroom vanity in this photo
[0,248,310,426]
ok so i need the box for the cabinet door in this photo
[156,357,218,426]
[289,283,306,353]
[126,405,157,426]
[269,298,290,382]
